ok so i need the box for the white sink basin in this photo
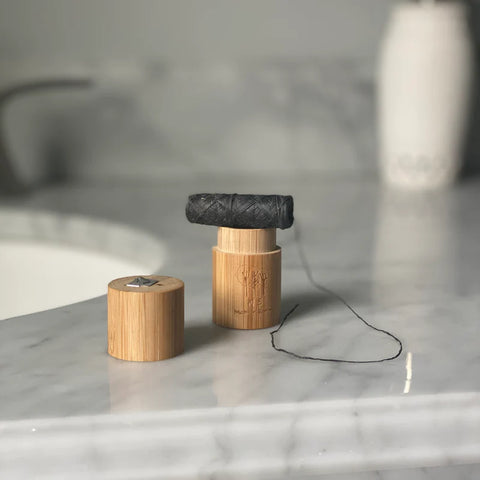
[0,209,165,320]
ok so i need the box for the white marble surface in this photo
[0,175,479,478]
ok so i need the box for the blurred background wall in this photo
[0,0,437,184]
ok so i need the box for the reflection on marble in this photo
[373,189,456,307]
[0,177,479,478]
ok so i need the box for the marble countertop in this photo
[0,175,479,479]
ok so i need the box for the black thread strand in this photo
[270,225,403,364]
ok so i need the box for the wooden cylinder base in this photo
[213,228,281,330]
[108,275,184,362]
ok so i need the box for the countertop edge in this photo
[1,392,479,478]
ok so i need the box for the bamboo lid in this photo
[108,275,184,362]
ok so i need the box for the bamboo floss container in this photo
[213,227,281,329]
[186,193,294,330]
[108,275,184,361]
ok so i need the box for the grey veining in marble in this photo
[5,61,376,186]
[0,175,479,478]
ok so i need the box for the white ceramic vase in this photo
[378,2,474,189]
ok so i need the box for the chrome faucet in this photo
[0,78,92,195]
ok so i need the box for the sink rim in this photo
[0,207,166,320]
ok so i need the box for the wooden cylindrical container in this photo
[108,275,184,361]
[213,227,281,329]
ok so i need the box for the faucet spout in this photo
[0,78,92,195]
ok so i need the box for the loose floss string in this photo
[185,193,403,362]
[270,224,403,363]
